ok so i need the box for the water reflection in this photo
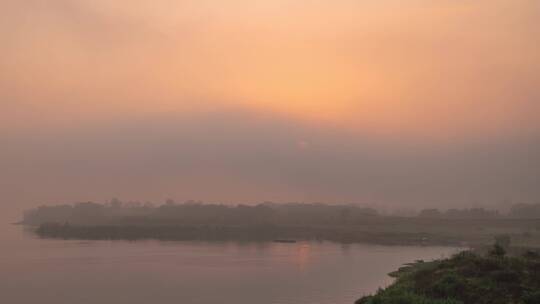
[1,225,460,304]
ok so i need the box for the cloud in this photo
[0,0,539,220]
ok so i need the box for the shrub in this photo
[488,244,506,258]
[430,273,467,299]
[523,291,540,304]
[357,248,540,304]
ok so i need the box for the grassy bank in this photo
[357,246,540,304]
[35,222,465,245]
[33,216,540,247]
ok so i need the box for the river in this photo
[0,224,459,304]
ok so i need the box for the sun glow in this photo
[2,0,539,138]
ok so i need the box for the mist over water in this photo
[1,1,539,303]
[0,225,459,304]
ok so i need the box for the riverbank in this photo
[33,216,540,247]
[34,223,463,246]
[356,246,540,304]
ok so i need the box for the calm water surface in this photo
[0,224,459,304]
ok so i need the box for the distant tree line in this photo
[22,200,540,227]
[509,203,540,219]
[418,208,500,219]
[418,203,540,219]
[26,200,540,246]
[22,199,379,226]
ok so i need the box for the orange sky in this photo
[1,1,539,220]
[2,0,539,138]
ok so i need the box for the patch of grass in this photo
[357,245,540,304]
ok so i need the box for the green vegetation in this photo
[356,246,540,304]
[23,201,540,247]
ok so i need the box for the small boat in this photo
[273,239,297,243]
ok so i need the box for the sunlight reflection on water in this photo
[1,225,460,304]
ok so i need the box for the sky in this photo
[1,0,539,221]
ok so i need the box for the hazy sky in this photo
[1,0,539,220]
